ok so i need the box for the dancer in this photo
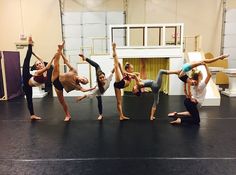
[132,69,168,120]
[22,36,55,120]
[51,43,96,121]
[77,54,114,120]
[166,54,229,103]
[168,54,229,84]
[112,43,137,120]
[168,63,211,125]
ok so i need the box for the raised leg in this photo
[112,43,123,82]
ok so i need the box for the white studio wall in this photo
[61,11,124,97]
[224,9,236,68]
[62,11,125,57]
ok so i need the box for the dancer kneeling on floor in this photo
[168,63,211,125]
[77,54,114,120]
[51,43,96,121]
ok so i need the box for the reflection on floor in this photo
[0,93,235,175]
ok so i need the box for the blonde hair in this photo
[190,69,202,81]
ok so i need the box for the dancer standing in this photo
[22,36,55,120]
[112,43,138,120]
[77,54,114,120]
[51,43,96,121]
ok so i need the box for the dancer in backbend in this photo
[112,43,138,120]
[51,43,96,121]
[77,54,114,120]
[168,63,211,125]
[131,54,228,121]
[166,54,229,106]
[168,54,229,84]
[22,36,55,120]
[132,69,169,120]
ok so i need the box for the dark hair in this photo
[134,89,142,96]
[124,62,131,70]
[31,61,47,71]
[192,73,199,81]
[97,71,105,94]
[75,79,80,85]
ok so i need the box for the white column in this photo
[209,67,224,91]
[168,57,184,95]
[221,69,236,97]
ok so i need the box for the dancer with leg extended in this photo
[22,36,55,120]
[112,43,138,120]
[131,54,228,121]
[169,63,211,125]
[51,43,96,121]
[77,54,114,120]
[167,54,229,84]
[132,69,168,120]
[166,54,229,105]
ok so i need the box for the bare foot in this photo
[168,112,177,117]
[64,116,71,122]
[170,118,181,124]
[28,36,34,45]
[220,54,229,60]
[58,41,65,51]
[150,116,155,120]
[97,115,103,120]
[112,43,116,48]
[31,115,42,120]
[120,116,130,121]
[79,54,86,61]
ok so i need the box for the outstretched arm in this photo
[106,68,115,82]
[44,55,55,70]
[204,64,211,85]
[34,55,56,76]
[76,94,88,102]
[32,52,44,62]
[134,72,140,78]
[131,73,144,87]
[79,85,97,92]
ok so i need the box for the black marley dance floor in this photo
[0,93,236,175]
